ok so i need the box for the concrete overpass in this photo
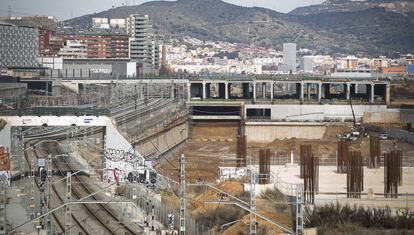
[0,108,145,183]
[20,75,390,105]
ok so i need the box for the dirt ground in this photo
[390,81,414,106]
[157,124,414,183]
[157,121,414,234]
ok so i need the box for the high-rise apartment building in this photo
[39,27,64,57]
[300,56,316,73]
[127,14,159,71]
[338,56,358,70]
[58,32,129,59]
[0,23,39,68]
[283,43,297,73]
[373,56,390,70]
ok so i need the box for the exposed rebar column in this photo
[236,135,247,167]
[300,145,311,179]
[384,150,402,198]
[258,149,270,184]
[369,136,380,169]
[347,151,364,198]
[337,140,349,173]
[179,154,186,235]
[304,156,319,203]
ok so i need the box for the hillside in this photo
[290,0,414,15]
[64,0,414,57]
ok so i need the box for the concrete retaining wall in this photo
[363,111,401,124]
[245,104,399,122]
[61,81,79,93]
[245,122,326,143]
[136,122,188,158]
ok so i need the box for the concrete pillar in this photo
[187,82,191,102]
[307,83,311,101]
[140,83,144,99]
[253,82,257,102]
[202,82,206,100]
[242,83,250,98]
[270,82,274,102]
[262,83,266,99]
[355,83,359,94]
[52,81,61,96]
[45,82,49,96]
[300,82,304,102]
[318,82,322,102]
[346,82,351,100]
[370,83,375,104]
[171,82,175,100]
[225,82,229,100]
[386,83,391,105]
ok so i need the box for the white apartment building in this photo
[58,40,87,59]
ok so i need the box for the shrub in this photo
[305,203,414,230]
[195,206,247,231]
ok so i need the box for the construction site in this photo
[1,76,414,235]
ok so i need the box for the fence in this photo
[270,171,299,197]
[365,124,414,146]
[126,183,214,235]
[266,151,414,167]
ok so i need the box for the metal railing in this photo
[0,107,110,116]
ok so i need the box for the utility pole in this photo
[65,172,71,235]
[30,159,36,220]
[296,183,304,235]
[8,5,11,18]
[0,174,7,235]
[179,154,186,235]
[38,158,47,231]
[18,127,26,181]
[47,155,53,234]
[249,156,257,235]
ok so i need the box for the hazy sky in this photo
[0,0,325,21]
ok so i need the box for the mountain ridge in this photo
[289,0,414,15]
[64,0,414,57]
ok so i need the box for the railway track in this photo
[23,140,89,235]
[24,98,175,141]
[45,141,139,235]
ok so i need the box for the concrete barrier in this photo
[245,122,326,143]
[363,111,401,124]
